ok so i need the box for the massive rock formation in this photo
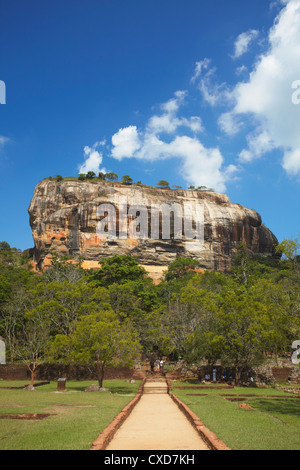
[28,179,278,278]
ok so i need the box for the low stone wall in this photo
[0,363,146,381]
[165,362,300,386]
[1,361,299,385]
[288,367,300,384]
[276,386,300,395]
[0,364,30,380]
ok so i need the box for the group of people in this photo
[149,359,164,374]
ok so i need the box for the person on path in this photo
[150,360,155,373]
[160,360,164,373]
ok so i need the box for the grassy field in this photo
[0,379,141,450]
[1,378,299,450]
[171,381,300,450]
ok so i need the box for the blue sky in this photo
[0,0,299,251]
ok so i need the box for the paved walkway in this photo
[105,379,210,451]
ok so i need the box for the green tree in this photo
[165,257,199,282]
[90,255,147,287]
[158,277,220,359]
[42,252,86,284]
[157,180,170,188]
[105,172,118,182]
[276,236,300,275]
[98,172,106,180]
[0,241,31,267]
[86,171,96,179]
[27,280,111,336]
[122,175,133,184]
[0,286,31,362]
[248,279,300,356]
[50,310,141,388]
[208,291,271,385]
[14,312,51,387]
[106,282,158,351]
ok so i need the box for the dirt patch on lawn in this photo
[221,394,300,398]
[186,394,208,396]
[238,403,254,410]
[226,397,249,402]
[0,413,54,420]
[0,382,50,390]
[46,404,96,414]
[53,404,96,407]
[0,404,24,408]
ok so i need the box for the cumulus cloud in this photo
[78,142,106,174]
[231,29,259,59]
[232,0,300,176]
[238,129,275,163]
[79,1,300,190]
[111,125,141,160]
[235,65,248,76]
[188,1,300,180]
[190,59,211,83]
[157,135,237,192]
[282,148,300,175]
[218,112,243,136]
[110,91,237,192]
[191,59,233,107]
[146,90,203,135]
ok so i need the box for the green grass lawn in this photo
[0,379,141,450]
[2,378,299,450]
[171,381,300,450]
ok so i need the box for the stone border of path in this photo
[90,378,231,451]
[90,378,147,450]
[170,393,231,451]
[166,378,231,451]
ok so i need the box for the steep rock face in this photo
[28,179,278,274]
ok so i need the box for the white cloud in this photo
[78,143,106,174]
[161,90,186,113]
[232,29,259,59]
[190,59,211,83]
[282,148,300,175]
[235,65,248,76]
[146,90,203,135]
[191,59,233,107]
[238,129,275,162]
[218,112,243,136]
[111,125,141,160]
[160,135,237,192]
[109,92,237,192]
[217,0,300,179]
[78,0,300,193]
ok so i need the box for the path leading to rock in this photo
[105,379,210,451]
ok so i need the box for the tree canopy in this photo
[0,237,299,386]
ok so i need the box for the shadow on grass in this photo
[252,398,300,417]
[62,381,139,394]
